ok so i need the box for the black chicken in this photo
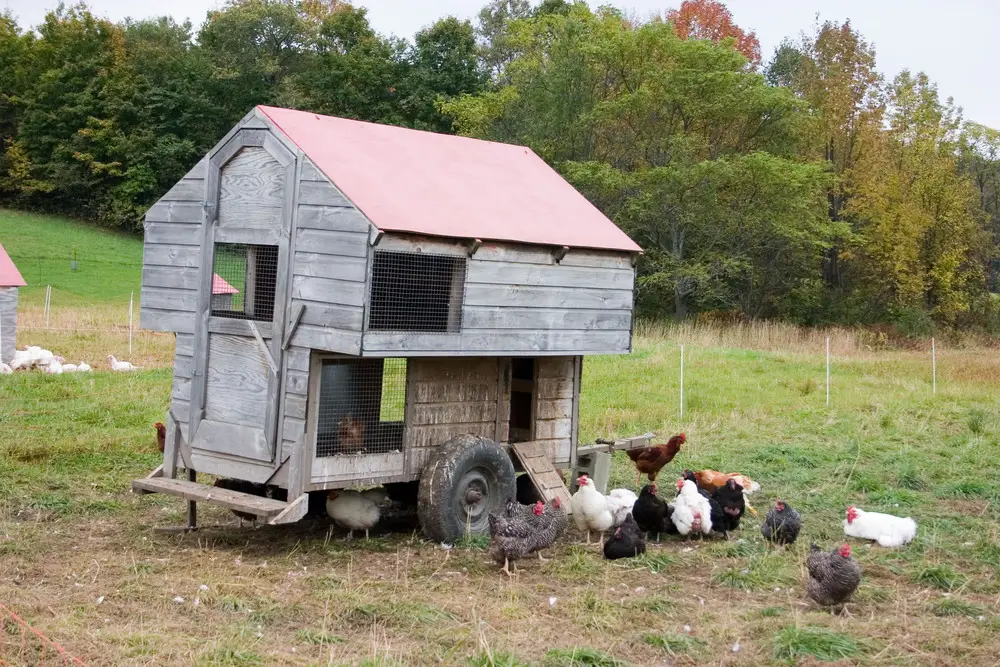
[806,543,862,614]
[632,484,668,538]
[709,478,745,538]
[761,500,801,545]
[603,513,646,559]
[213,478,269,528]
[660,503,679,536]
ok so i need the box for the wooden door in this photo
[188,131,296,465]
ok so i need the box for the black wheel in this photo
[417,434,516,543]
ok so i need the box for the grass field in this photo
[0,209,143,306]
[1,213,999,665]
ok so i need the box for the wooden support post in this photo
[186,468,197,530]
[162,412,181,479]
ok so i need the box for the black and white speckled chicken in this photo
[806,543,861,614]
[761,500,801,545]
[528,497,568,561]
[488,499,545,577]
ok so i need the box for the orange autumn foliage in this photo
[666,0,761,66]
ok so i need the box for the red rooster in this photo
[626,433,685,486]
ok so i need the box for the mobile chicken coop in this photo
[132,106,642,541]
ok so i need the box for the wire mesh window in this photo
[368,250,466,332]
[316,358,407,457]
[210,243,278,321]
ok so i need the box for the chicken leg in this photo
[536,551,549,563]
[502,557,518,578]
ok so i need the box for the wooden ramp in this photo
[510,442,573,513]
[132,477,288,519]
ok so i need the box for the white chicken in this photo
[0,362,11,374]
[10,349,32,370]
[76,362,92,372]
[62,363,77,373]
[44,360,63,374]
[571,474,614,544]
[671,479,713,537]
[108,355,138,371]
[325,489,380,539]
[11,346,55,371]
[607,488,639,527]
[843,505,916,547]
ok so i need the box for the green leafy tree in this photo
[292,4,409,124]
[405,17,483,131]
[447,6,834,319]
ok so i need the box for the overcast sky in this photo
[4,0,997,129]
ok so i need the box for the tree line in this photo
[1,0,998,331]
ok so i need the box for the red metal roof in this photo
[0,243,25,287]
[258,106,641,253]
[212,274,238,295]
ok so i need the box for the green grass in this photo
[772,626,863,662]
[0,209,143,305]
[542,648,629,667]
[642,631,706,656]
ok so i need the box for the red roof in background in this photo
[0,243,25,287]
[258,106,641,253]
[212,273,238,295]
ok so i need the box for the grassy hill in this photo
[0,209,143,306]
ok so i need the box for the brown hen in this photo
[626,434,685,486]
[154,422,166,453]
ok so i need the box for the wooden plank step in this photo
[132,477,288,518]
[510,441,573,513]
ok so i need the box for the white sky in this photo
[4,0,998,130]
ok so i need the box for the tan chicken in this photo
[338,413,365,454]
[687,469,761,516]
[690,470,760,495]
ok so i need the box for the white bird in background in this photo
[10,349,31,370]
[0,362,11,374]
[62,363,78,373]
[108,355,138,371]
[76,362,92,373]
[44,360,63,374]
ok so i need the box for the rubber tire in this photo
[417,434,516,543]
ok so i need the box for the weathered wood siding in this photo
[0,287,16,365]
[286,157,369,356]
[139,158,206,334]
[170,333,194,439]
[533,357,576,465]
[404,357,501,474]
[280,346,310,464]
[362,239,635,356]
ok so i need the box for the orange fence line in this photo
[0,601,87,666]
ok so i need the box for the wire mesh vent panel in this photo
[368,250,466,333]
[316,358,407,457]
[210,243,278,321]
